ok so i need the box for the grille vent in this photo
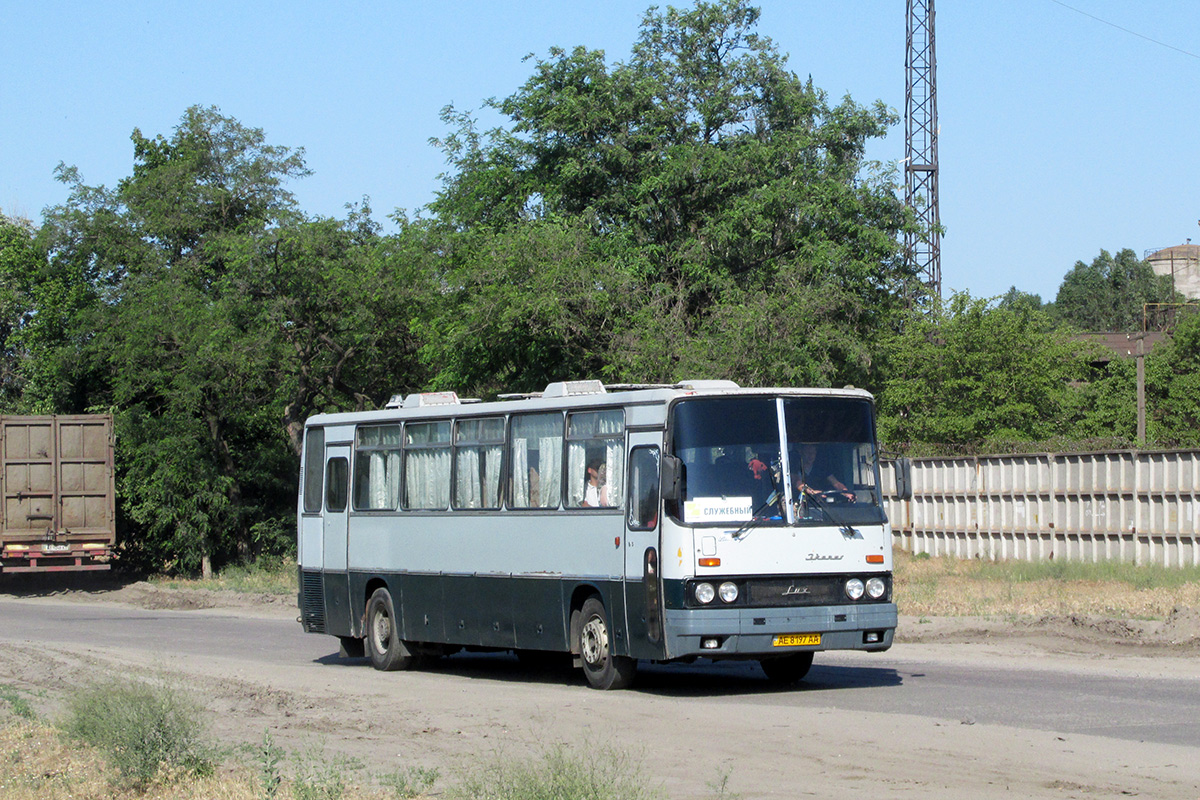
[301,571,326,633]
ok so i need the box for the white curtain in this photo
[369,450,401,509]
[511,439,530,507]
[538,436,562,507]
[605,441,624,508]
[456,448,482,508]
[483,447,502,507]
[406,448,450,509]
[454,446,502,509]
[567,442,587,506]
[387,451,401,506]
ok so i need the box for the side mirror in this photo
[660,455,682,502]
[893,457,913,500]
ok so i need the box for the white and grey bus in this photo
[297,380,907,689]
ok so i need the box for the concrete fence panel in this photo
[883,449,1200,567]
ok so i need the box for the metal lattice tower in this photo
[905,0,941,299]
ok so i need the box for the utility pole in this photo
[905,0,941,303]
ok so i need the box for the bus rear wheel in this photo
[577,597,636,690]
[760,652,814,684]
[366,588,416,671]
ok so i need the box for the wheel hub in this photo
[580,617,608,666]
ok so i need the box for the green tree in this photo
[427,0,914,391]
[1145,309,1200,446]
[1053,248,1176,332]
[878,291,1091,449]
[0,215,39,409]
[31,106,395,573]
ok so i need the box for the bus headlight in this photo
[845,578,865,600]
[866,577,887,599]
[694,582,716,604]
[718,582,739,603]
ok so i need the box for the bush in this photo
[448,742,660,800]
[60,676,216,791]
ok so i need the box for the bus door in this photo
[623,437,663,659]
[321,443,353,636]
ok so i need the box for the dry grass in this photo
[150,556,297,596]
[0,719,425,800]
[894,547,1200,619]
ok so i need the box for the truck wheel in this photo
[365,588,415,671]
[576,596,636,690]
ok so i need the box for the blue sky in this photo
[2,1,1197,302]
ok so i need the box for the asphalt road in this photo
[2,595,1197,748]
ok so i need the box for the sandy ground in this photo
[2,578,1199,799]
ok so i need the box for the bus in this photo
[297,380,907,689]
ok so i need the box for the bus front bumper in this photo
[662,602,897,660]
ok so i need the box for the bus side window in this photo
[454,417,505,509]
[404,421,452,510]
[509,413,563,509]
[354,425,402,510]
[303,427,325,513]
[325,457,349,513]
[566,409,625,508]
[627,447,660,530]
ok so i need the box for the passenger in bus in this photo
[583,458,609,506]
[794,443,854,502]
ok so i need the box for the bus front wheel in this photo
[577,596,636,690]
[760,652,814,684]
[366,588,416,671]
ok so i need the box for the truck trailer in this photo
[1,415,115,573]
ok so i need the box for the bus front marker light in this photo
[866,577,886,599]
[718,582,739,603]
[845,578,864,600]
[694,582,715,604]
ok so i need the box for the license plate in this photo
[41,544,71,552]
[772,633,821,647]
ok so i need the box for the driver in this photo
[794,443,854,502]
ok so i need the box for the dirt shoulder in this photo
[4,576,1199,800]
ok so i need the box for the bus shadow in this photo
[633,660,903,696]
[316,650,903,695]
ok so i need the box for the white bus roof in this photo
[305,382,875,428]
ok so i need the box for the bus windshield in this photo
[670,396,885,526]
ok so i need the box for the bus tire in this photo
[760,652,814,684]
[366,588,416,671]
[577,596,636,690]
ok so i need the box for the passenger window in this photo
[303,427,325,513]
[627,447,660,530]
[566,409,625,508]
[509,413,563,509]
[325,457,349,513]
[454,418,505,509]
[404,421,451,510]
[354,425,402,510]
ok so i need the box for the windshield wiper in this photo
[731,459,783,541]
[731,490,782,541]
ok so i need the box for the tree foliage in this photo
[1053,248,1176,332]
[878,292,1092,448]
[21,106,430,573]
[428,0,915,390]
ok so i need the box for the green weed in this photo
[0,685,35,720]
[60,676,216,792]
[448,742,661,800]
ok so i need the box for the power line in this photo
[1048,0,1200,61]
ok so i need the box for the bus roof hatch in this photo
[542,380,607,398]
